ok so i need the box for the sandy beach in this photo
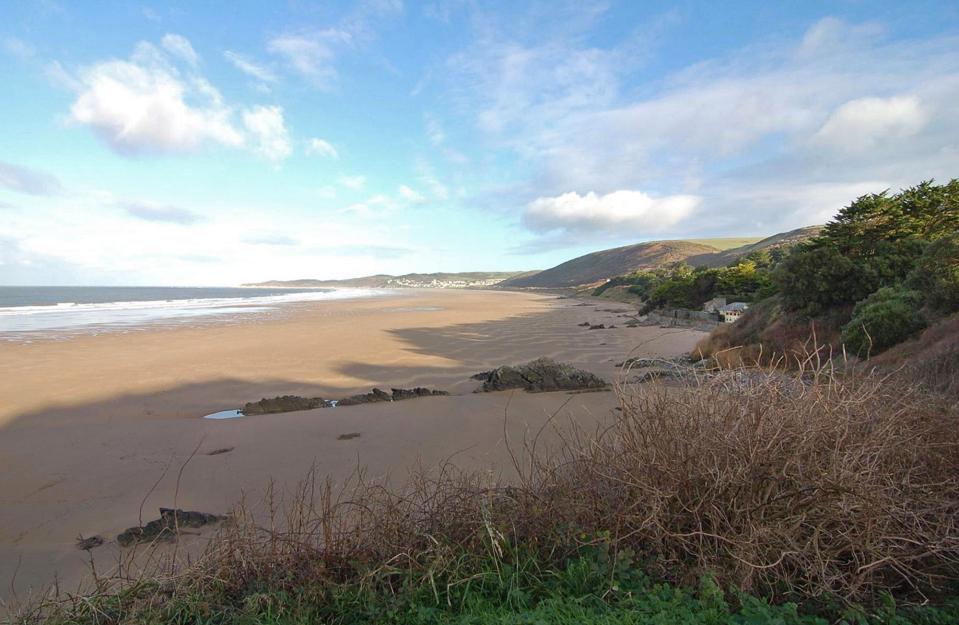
[0,289,704,605]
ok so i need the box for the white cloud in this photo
[305,137,339,158]
[0,192,411,285]
[341,193,400,218]
[223,50,277,83]
[3,36,35,59]
[0,160,62,195]
[315,185,337,199]
[244,234,298,246]
[443,14,959,239]
[161,33,199,67]
[69,43,243,155]
[268,30,351,89]
[63,38,292,163]
[122,199,202,224]
[523,190,699,236]
[415,160,449,200]
[243,105,292,163]
[812,95,927,152]
[398,185,424,202]
[339,174,366,190]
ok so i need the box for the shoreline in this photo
[0,289,705,603]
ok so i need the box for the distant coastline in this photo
[244,271,534,290]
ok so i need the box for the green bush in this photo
[841,287,927,357]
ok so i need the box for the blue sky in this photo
[1,0,958,285]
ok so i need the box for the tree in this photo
[840,287,927,357]
[775,246,874,316]
[907,235,959,314]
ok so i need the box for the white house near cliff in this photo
[721,302,749,323]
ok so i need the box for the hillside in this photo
[501,227,820,289]
[244,271,529,289]
[687,226,823,268]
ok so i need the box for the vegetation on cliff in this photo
[695,180,959,363]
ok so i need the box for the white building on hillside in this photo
[721,302,749,323]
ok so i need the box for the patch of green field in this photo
[681,237,765,250]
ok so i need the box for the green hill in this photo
[500,228,821,289]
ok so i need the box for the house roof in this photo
[723,302,749,312]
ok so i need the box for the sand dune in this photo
[0,289,704,605]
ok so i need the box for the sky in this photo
[1,0,958,286]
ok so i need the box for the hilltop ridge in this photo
[500,227,821,289]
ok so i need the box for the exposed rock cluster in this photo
[117,508,224,547]
[473,358,608,393]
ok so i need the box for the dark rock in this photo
[117,508,224,547]
[588,324,606,330]
[337,387,393,406]
[76,535,104,550]
[206,447,234,455]
[242,395,331,415]
[577,321,591,327]
[475,358,608,393]
[337,432,361,440]
[391,387,450,401]
[471,370,493,381]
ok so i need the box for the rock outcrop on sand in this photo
[117,508,224,547]
[243,395,332,415]
[339,387,449,405]
[243,387,450,414]
[473,358,608,393]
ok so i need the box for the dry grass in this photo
[12,360,959,622]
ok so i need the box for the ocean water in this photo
[0,286,386,338]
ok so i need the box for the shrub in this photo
[841,287,927,357]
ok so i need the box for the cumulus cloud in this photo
[523,190,699,237]
[161,33,198,66]
[243,105,292,163]
[305,137,339,158]
[812,95,927,152]
[0,160,62,195]
[223,50,276,83]
[63,37,292,163]
[68,41,244,155]
[122,200,202,224]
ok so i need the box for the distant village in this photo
[385,277,508,288]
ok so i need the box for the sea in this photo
[0,286,386,339]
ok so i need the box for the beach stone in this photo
[117,508,224,547]
[76,535,104,550]
[242,395,331,415]
[474,358,608,393]
[588,324,606,330]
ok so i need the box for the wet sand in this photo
[0,289,705,605]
